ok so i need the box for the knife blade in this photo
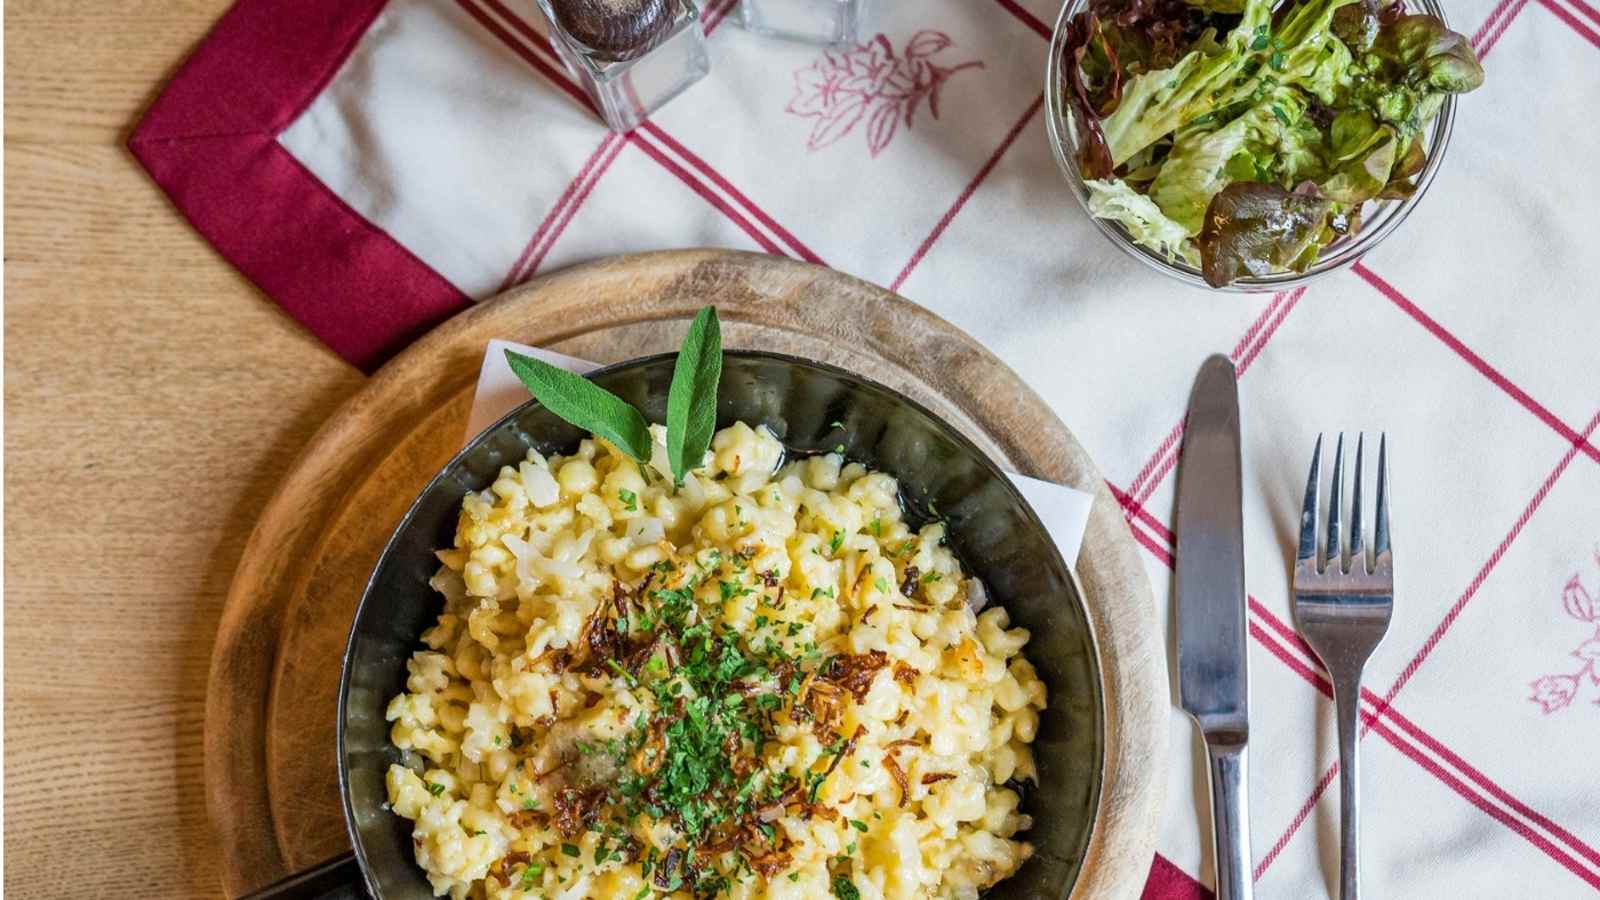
[1175,353,1253,900]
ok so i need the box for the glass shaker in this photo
[737,0,871,47]
[534,0,711,132]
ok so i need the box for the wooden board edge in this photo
[1071,482,1170,900]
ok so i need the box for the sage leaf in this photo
[504,350,653,465]
[665,306,723,486]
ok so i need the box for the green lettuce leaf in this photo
[1099,0,1358,164]
[1341,14,1482,146]
[1181,0,1249,13]
[1373,14,1484,93]
[1296,32,1356,104]
[1277,115,1329,184]
[1148,86,1315,233]
[1085,177,1201,265]
[1098,0,1274,165]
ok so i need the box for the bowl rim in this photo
[336,348,1109,899]
[1043,0,1458,292]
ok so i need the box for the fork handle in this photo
[1206,738,1253,900]
[1334,671,1365,900]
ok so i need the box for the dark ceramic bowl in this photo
[249,351,1106,899]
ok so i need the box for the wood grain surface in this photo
[209,250,1168,899]
[4,1,365,896]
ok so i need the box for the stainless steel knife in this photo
[1176,353,1253,900]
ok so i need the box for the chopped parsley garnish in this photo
[828,531,845,555]
[619,487,638,511]
[833,875,861,900]
[605,659,638,686]
[484,563,900,896]
[426,782,446,797]
[601,577,823,863]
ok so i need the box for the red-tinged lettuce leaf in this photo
[1080,16,1123,116]
[1332,0,1407,51]
[1317,109,1400,204]
[1332,0,1383,50]
[1328,203,1363,237]
[1198,182,1333,287]
[1393,133,1426,178]
[1377,134,1426,199]
[1093,0,1205,73]
[1324,133,1399,202]
[1059,0,1205,180]
[1373,14,1484,92]
[1060,12,1118,179]
[1293,199,1362,271]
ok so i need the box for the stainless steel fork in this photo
[1293,433,1394,900]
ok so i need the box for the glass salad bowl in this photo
[1044,0,1458,292]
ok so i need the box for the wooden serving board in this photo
[206,249,1168,899]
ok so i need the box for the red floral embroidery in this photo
[785,31,983,157]
[1529,546,1600,714]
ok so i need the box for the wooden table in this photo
[4,3,363,894]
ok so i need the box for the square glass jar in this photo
[534,0,710,132]
[737,0,869,47]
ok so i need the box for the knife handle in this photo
[1207,738,1254,900]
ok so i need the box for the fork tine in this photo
[1349,433,1365,573]
[1297,434,1322,566]
[1326,433,1344,572]
[1374,433,1391,557]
